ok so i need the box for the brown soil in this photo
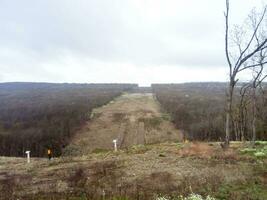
[65,93,182,156]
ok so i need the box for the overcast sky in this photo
[0,0,266,86]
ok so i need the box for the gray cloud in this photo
[0,0,265,85]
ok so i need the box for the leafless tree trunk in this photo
[239,83,250,141]
[223,0,267,148]
[251,86,257,144]
[249,10,267,146]
[251,67,266,145]
[224,0,235,148]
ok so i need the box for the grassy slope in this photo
[0,142,266,200]
[64,93,182,156]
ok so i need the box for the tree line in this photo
[0,82,137,157]
[152,83,267,142]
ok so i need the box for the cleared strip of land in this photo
[65,93,182,156]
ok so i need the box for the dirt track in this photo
[65,93,182,155]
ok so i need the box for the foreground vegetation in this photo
[0,82,137,157]
[0,142,266,200]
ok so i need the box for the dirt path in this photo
[65,93,182,156]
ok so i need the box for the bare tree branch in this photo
[237,61,267,72]
[235,7,267,70]
[225,0,232,76]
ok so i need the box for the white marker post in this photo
[113,139,118,152]
[25,151,31,163]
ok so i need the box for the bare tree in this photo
[251,67,266,146]
[233,83,250,141]
[249,10,267,146]
[223,0,267,148]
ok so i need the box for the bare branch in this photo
[256,74,267,87]
[235,7,267,69]
[238,60,267,72]
[225,0,232,76]
[237,38,267,70]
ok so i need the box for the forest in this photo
[0,82,137,157]
[152,83,267,141]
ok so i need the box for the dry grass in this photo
[0,142,265,199]
[112,112,126,122]
[178,142,215,158]
[67,93,182,155]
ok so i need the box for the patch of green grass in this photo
[255,141,267,145]
[176,143,184,148]
[240,148,257,153]
[215,182,267,200]
[239,144,267,159]
[215,162,267,200]
[254,151,266,158]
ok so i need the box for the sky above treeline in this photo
[0,0,266,86]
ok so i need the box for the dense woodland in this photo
[152,83,267,141]
[0,83,137,157]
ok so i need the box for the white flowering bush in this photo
[184,194,216,200]
[184,193,203,200]
[156,193,216,200]
[205,195,217,200]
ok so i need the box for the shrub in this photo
[155,193,216,200]
[254,151,266,158]
[184,194,216,200]
[240,148,257,153]
[255,141,267,145]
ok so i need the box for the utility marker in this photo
[25,151,31,163]
[113,139,118,152]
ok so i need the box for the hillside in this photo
[65,93,182,156]
[0,142,266,199]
